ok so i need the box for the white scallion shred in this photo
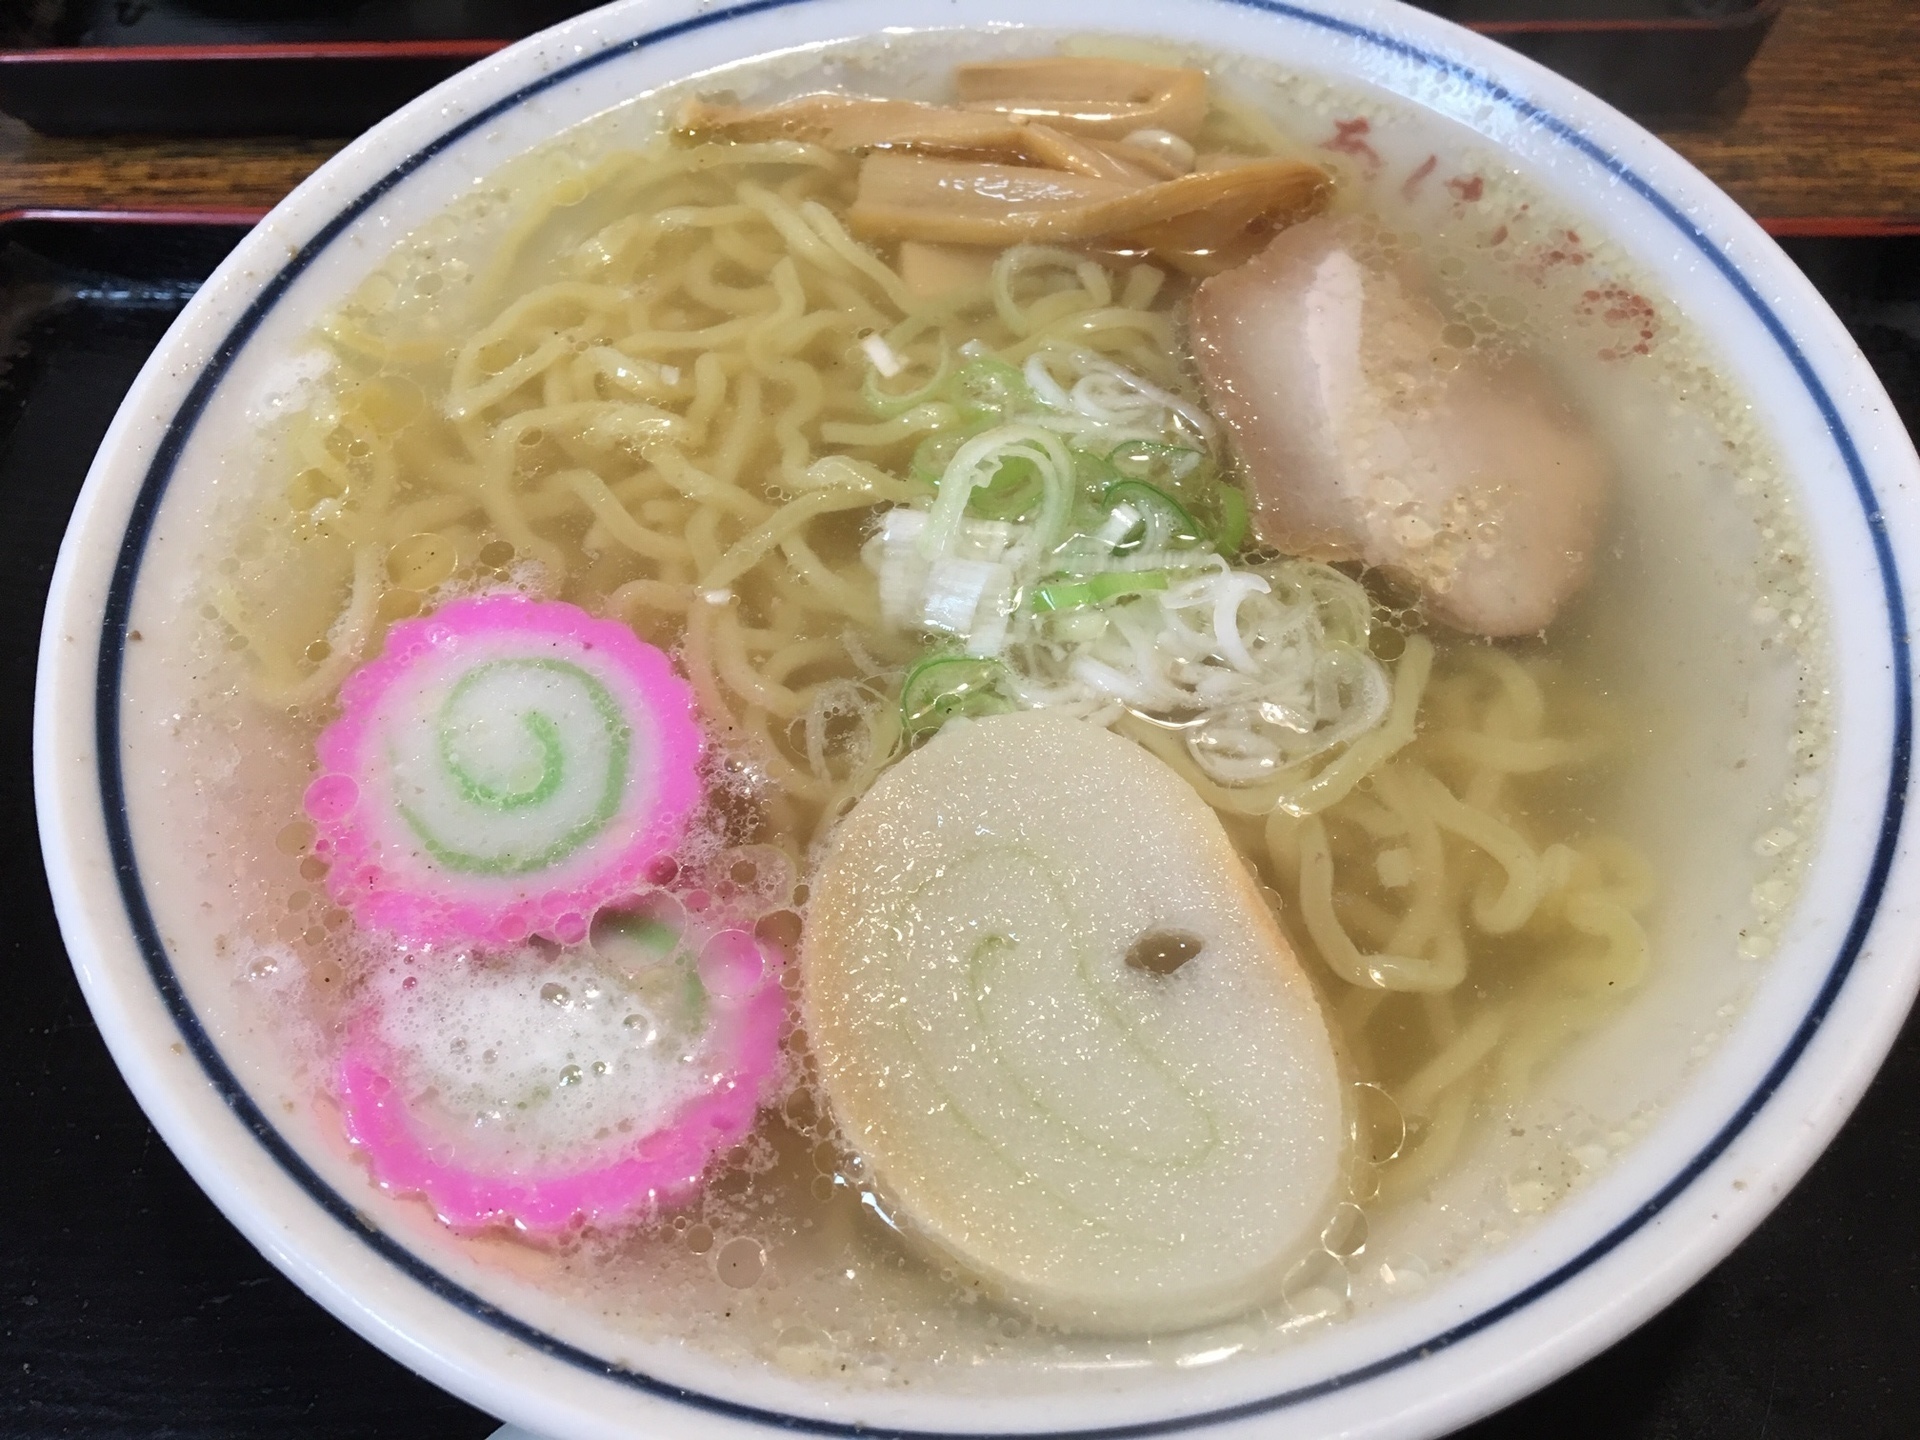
[1024,347,1216,445]
[917,422,1073,563]
[870,509,931,628]
[921,557,999,635]
[861,333,905,378]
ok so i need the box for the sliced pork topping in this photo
[1190,217,1610,636]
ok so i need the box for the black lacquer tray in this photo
[3,212,1918,1440]
[0,0,598,138]
[1420,0,1782,119]
[0,0,1780,137]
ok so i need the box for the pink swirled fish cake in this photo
[304,596,704,949]
[337,895,786,1236]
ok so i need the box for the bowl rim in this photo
[33,0,1920,1435]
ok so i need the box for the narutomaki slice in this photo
[305,596,703,948]
[337,898,785,1237]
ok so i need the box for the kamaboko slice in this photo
[305,596,702,948]
[804,711,1347,1332]
[337,895,784,1235]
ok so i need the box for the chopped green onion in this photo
[1070,446,1119,499]
[900,654,1015,738]
[1210,481,1250,555]
[968,454,1048,521]
[863,337,953,418]
[1030,570,1170,613]
[946,359,1030,424]
[1108,440,1206,487]
[1102,480,1205,554]
[911,429,971,486]
[921,423,1075,560]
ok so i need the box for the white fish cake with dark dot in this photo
[802,710,1348,1333]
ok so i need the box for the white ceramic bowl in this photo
[33,1,1920,1436]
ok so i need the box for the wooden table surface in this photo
[0,0,1913,232]
[1657,0,1920,233]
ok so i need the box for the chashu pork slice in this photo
[1190,216,1610,636]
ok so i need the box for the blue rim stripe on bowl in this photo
[88,2,1911,1435]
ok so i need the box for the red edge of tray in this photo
[0,40,505,64]
[1762,217,1920,238]
[0,206,271,227]
[1,207,1914,238]
[1471,6,1782,34]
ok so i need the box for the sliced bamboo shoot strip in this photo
[1018,125,1180,182]
[681,95,1024,152]
[803,711,1347,1332]
[676,96,1175,182]
[953,57,1211,139]
[848,153,1329,261]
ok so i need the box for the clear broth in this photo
[119,28,1828,1389]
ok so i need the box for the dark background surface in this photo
[1,220,1917,1440]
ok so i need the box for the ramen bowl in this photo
[32,0,1920,1436]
